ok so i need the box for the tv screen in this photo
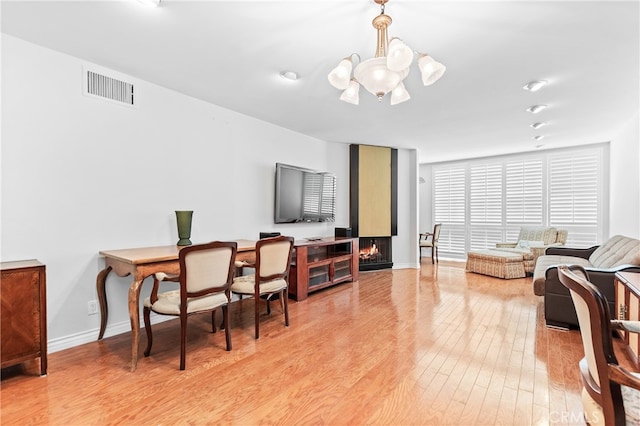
[274,163,336,223]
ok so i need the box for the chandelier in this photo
[327,0,446,106]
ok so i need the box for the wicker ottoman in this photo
[466,250,526,279]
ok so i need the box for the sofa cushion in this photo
[532,254,592,296]
[588,235,640,268]
[518,227,558,245]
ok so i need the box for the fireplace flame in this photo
[359,243,379,260]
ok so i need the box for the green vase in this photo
[175,210,193,246]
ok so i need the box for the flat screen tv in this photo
[274,163,336,223]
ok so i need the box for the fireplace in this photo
[359,237,392,271]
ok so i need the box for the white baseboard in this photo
[47,314,174,354]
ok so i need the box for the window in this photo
[431,145,606,258]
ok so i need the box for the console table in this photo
[97,240,256,372]
[615,271,640,370]
[288,237,359,301]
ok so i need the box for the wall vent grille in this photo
[85,69,135,106]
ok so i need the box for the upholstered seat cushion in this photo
[532,255,592,296]
[143,290,228,315]
[231,274,287,295]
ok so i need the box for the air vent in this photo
[84,68,136,106]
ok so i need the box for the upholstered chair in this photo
[231,235,294,339]
[419,223,442,264]
[557,264,640,425]
[143,241,237,370]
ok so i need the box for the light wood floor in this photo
[1,261,636,425]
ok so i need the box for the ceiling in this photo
[2,0,638,163]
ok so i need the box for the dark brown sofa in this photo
[532,235,640,329]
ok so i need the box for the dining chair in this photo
[557,264,640,425]
[143,241,237,370]
[231,235,294,339]
[419,223,442,264]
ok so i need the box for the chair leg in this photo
[254,296,260,339]
[283,289,289,327]
[431,248,435,264]
[435,247,439,263]
[223,305,232,351]
[179,313,187,370]
[143,306,153,357]
[211,309,217,333]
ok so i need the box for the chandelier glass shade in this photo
[328,0,445,105]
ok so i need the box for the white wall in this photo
[1,35,418,351]
[609,112,640,238]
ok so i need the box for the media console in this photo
[288,237,359,301]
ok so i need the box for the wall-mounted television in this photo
[274,163,336,223]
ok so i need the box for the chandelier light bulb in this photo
[387,38,413,71]
[530,122,547,129]
[340,79,360,105]
[417,54,446,86]
[390,81,411,105]
[328,58,353,90]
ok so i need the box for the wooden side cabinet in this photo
[1,260,47,375]
[288,237,359,301]
[614,271,640,370]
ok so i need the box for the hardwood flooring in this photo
[1,261,636,425]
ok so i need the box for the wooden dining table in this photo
[96,239,256,371]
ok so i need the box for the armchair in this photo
[557,265,640,425]
[231,235,294,339]
[494,226,568,274]
[143,241,237,370]
[419,223,442,264]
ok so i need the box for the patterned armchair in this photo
[494,227,568,273]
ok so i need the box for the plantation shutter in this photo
[433,166,466,255]
[548,149,601,245]
[505,159,543,225]
[469,163,503,249]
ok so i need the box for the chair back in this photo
[180,241,237,298]
[557,264,625,426]
[256,235,294,281]
[433,223,442,243]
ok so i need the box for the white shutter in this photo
[429,145,605,256]
[433,166,466,255]
[548,149,601,245]
[433,166,465,224]
[469,163,502,224]
[505,159,543,225]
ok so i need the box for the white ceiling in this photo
[2,0,638,163]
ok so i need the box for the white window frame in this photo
[431,144,608,259]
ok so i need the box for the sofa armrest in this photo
[545,245,598,258]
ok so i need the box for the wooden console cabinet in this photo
[288,237,359,301]
[615,271,640,370]
[1,260,47,375]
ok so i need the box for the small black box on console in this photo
[334,227,352,238]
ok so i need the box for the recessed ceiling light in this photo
[532,135,545,141]
[523,80,548,91]
[535,144,545,149]
[530,122,547,129]
[280,71,299,81]
[526,105,548,114]
[136,0,161,7]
